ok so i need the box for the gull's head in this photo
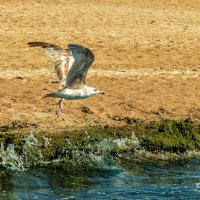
[87,87,104,96]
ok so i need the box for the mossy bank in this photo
[0,119,200,171]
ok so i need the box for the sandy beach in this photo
[0,0,200,131]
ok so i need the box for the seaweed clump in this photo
[137,119,200,153]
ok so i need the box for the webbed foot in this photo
[56,108,62,118]
[56,98,64,118]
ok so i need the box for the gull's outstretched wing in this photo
[65,44,94,89]
[28,42,69,88]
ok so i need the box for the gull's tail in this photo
[43,91,60,98]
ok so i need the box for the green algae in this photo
[0,119,200,170]
[136,119,200,153]
[1,119,200,155]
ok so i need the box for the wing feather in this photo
[28,42,69,88]
[28,42,94,89]
[65,44,94,89]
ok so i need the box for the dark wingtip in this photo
[27,42,45,47]
[27,42,62,50]
[28,42,38,46]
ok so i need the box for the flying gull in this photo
[28,42,104,117]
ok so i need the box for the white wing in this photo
[28,42,69,88]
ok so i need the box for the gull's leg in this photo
[57,98,64,117]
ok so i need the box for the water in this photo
[1,159,200,200]
[0,132,200,199]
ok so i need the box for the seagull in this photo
[28,42,104,117]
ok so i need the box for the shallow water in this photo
[1,159,200,200]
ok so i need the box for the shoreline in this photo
[1,0,200,170]
[0,119,200,171]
